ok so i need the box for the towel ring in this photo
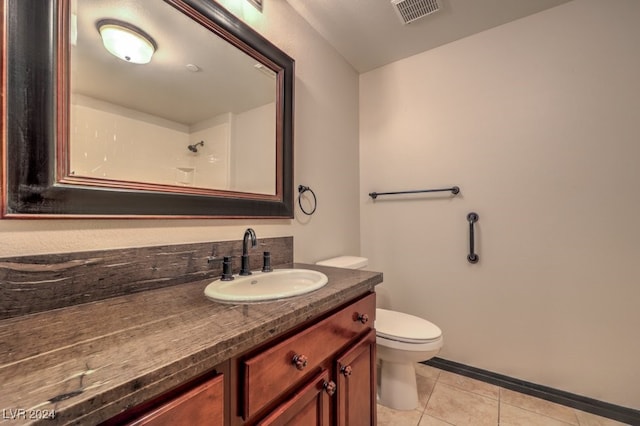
[298,185,317,215]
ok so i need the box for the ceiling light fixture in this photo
[97,19,157,64]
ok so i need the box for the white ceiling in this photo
[285,0,572,73]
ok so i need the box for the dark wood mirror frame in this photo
[1,0,294,218]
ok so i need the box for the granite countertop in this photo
[0,263,382,425]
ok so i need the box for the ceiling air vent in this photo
[391,0,440,25]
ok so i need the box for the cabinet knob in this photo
[354,313,369,324]
[340,365,353,377]
[323,380,337,396]
[291,354,308,371]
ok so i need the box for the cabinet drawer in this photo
[242,293,375,419]
[128,374,224,426]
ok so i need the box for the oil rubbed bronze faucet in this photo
[240,228,257,275]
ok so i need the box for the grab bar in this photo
[369,186,459,199]
[467,212,479,264]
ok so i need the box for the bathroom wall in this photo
[0,1,360,264]
[360,0,640,409]
[187,115,231,188]
[231,103,276,194]
[71,97,232,188]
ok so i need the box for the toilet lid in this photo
[375,308,442,343]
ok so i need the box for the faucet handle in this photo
[221,256,235,281]
[262,251,273,272]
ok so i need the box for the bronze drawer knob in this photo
[323,380,337,396]
[355,313,369,324]
[292,354,308,370]
[340,365,353,377]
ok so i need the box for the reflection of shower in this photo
[188,141,204,152]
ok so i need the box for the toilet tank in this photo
[315,256,368,270]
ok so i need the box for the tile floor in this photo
[377,364,630,426]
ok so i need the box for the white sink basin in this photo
[204,269,329,303]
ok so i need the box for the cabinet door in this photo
[128,374,224,426]
[257,370,334,426]
[335,329,376,426]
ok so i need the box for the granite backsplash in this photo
[0,236,293,320]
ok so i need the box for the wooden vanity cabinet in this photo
[104,292,376,426]
[255,326,377,426]
[233,292,377,425]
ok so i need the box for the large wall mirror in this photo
[2,0,294,217]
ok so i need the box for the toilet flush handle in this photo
[354,312,369,324]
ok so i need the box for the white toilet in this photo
[316,256,444,411]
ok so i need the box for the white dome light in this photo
[97,20,156,64]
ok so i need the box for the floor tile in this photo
[417,370,438,410]
[377,403,423,426]
[500,388,579,425]
[377,364,629,426]
[425,382,499,426]
[416,362,442,381]
[437,369,500,400]
[574,410,631,426]
[500,402,576,425]
[419,414,455,426]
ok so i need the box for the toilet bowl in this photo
[375,308,443,410]
[315,256,444,411]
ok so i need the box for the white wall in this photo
[0,1,360,264]
[71,99,232,188]
[189,115,232,189]
[231,103,276,194]
[360,0,640,409]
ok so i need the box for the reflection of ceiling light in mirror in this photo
[97,20,157,64]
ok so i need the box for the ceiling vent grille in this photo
[391,0,440,25]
